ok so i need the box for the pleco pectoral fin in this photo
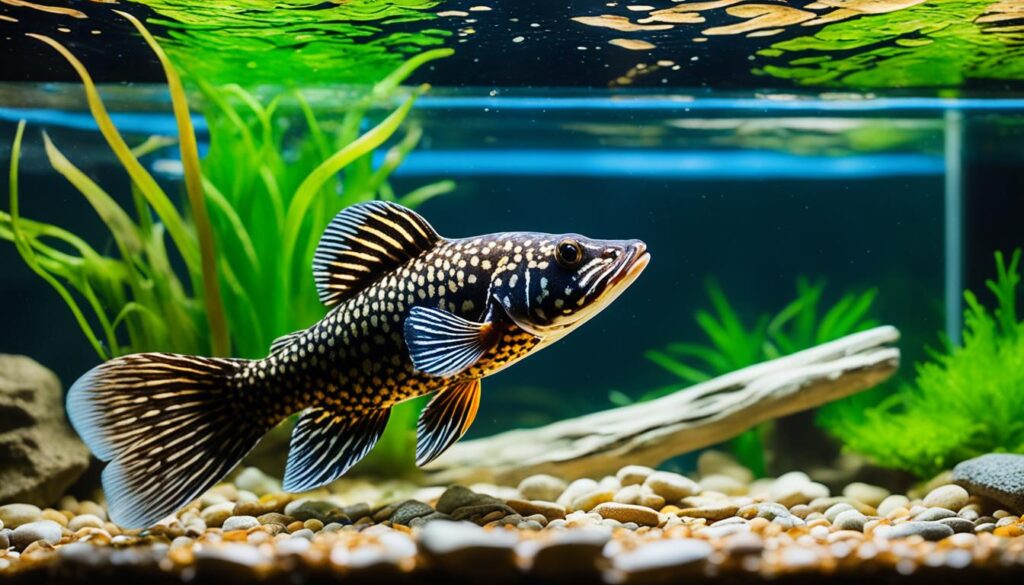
[416,378,482,467]
[282,406,390,493]
[404,306,499,377]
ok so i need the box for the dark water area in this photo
[2,97,1021,439]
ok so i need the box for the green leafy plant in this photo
[615,277,879,475]
[820,250,1024,478]
[2,12,453,476]
[642,277,879,397]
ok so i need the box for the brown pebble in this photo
[286,521,304,533]
[592,502,660,527]
[41,510,68,527]
[304,519,324,532]
[505,498,567,521]
[480,510,506,523]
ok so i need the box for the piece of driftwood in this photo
[423,325,900,485]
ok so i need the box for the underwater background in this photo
[1,0,1023,482]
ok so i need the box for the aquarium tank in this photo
[0,0,1022,583]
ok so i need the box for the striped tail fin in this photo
[67,353,273,529]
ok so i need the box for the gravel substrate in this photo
[1,452,1023,584]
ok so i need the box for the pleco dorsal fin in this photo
[416,379,481,466]
[282,406,390,492]
[404,306,500,377]
[269,329,304,355]
[313,201,441,307]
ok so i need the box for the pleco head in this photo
[488,234,650,339]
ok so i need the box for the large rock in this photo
[0,355,89,506]
[953,453,1024,513]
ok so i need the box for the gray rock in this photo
[0,356,89,506]
[953,453,1024,513]
[436,485,487,514]
[11,520,62,550]
[389,500,435,526]
[286,500,343,523]
[408,511,453,528]
[914,507,957,522]
[938,517,976,534]
[0,528,10,549]
[290,528,314,540]
[222,515,259,531]
[880,521,954,541]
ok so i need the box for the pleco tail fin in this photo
[67,353,271,529]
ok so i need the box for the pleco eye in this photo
[555,239,584,268]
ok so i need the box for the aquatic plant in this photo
[755,0,1024,88]
[127,0,450,86]
[2,12,452,476]
[820,251,1024,478]
[614,277,879,474]
[642,278,879,396]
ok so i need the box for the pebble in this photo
[699,474,748,495]
[914,507,957,522]
[556,479,599,508]
[737,502,790,521]
[287,500,343,523]
[769,472,829,507]
[222,516,260,532]
[592,502,660,527]
[823,503,855,523]
[617,465,656,486]
[832,509,866,532]
[697,450,754,484]
[938,517,976,534]
[517,474,567,502]
[0,504,42,529]
[571,490,614,512]
[67,514,104,531]
[843,482,890,507]
[612,538,713,573]
[11,520,62,550]
[201,502,236,528]
[877,494,911,517]
[644,471,700,502]
[389,500,435,526]
[506,499,566,521]
[923,484,970,511]
[419,520,518,554]
[879,521,954,541]
[235,467,281,497]
[677,502,740,521]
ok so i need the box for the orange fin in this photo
[416,379,482,466]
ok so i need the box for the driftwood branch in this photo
[423,325,900,485]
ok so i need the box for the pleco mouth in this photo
[609,242,650,288]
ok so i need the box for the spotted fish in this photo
[67,201,650,528]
